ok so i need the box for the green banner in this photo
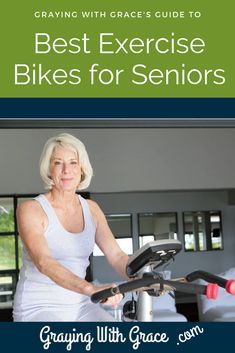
[0,0,234,97]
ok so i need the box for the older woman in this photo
[13,133,129,321]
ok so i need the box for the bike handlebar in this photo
[91,276,158,303]
[90,275,218,303]
[186,270,235,295]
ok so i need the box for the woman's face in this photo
[49,146,82,191]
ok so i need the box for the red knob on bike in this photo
[206,283,218,299]
[226,280,235,295]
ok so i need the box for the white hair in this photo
[39,133,93,190]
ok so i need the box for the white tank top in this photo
[14,194,96,310]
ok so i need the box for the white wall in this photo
[1,128,235,193]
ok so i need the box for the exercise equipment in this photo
[91,239,235,321]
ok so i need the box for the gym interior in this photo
[1,126,235,321]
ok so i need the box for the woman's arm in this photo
[88,200,129,279]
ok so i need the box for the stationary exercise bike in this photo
[91,239,235,321]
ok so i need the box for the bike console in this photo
[126,239,182,277]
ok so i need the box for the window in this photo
[0,195,22,308]
[138,212,178,247]
[183,211,223,252]
[0,195,38,308]
[93,213,133,255]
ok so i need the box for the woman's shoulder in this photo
[86,199,100,213]
[17,197,44,216]
[17,198,48,231]
[85,199,105,225]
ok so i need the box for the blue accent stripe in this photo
[0,98,235,119]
